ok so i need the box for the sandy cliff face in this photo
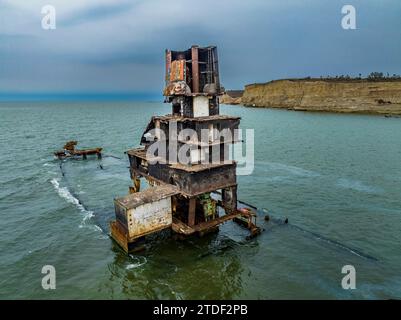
[240,80,401,114]
[219,90,244,105]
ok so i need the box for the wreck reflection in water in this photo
[104,232,248,299]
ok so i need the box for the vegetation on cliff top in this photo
[247,72,401,87]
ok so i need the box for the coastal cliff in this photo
[219,90,244,105]
[225,79,401,115]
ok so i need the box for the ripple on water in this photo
[255,161,321,178]
[336,178,383,194]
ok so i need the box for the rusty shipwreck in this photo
[110,45,261,252]
[54,141,102,160]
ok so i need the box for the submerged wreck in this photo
[54,141,102,159]
[110,45,261,252]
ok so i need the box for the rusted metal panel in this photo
[170,60,186,82]
[138,115,241,150]
[126,197,171,238]
[167,162,237,196]
[115,184,178,210]
[129,158,237,197]
[193,96,209,117]
[110,221,129,252]
[114,204,128,230]
[114,184,179,239]
[163,46,221,98]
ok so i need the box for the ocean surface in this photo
[1,101,401,299]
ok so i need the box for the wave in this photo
[336,178,382,194]
[43,162,56,167]
[50,178,96,229]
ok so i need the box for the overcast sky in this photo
[0,0,400,98]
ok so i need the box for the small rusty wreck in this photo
[110,45,260,252]
[54,141,102,160]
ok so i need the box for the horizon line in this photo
[0,92,162,102]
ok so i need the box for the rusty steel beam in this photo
[194,211,241,232]
[188,197,196,226]
[172,217,195,235]
[212,46,220,92]
[191,46,200,93]
[165,49,172,86]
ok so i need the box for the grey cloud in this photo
[60,2,136,27]
[0,0,400,95]
[0,33,36,40]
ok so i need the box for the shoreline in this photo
[230,103,401,117]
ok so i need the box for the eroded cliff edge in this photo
[219,90,244,105]
[226,79,401,114]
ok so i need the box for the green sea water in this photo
[0,101,400,299]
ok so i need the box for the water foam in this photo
[50,178,96,229]
[256,161,320,178]
[336,178,382,194]
[126,255,148,269]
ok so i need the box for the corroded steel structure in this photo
[54,141,102,159]
[110,46,260,252]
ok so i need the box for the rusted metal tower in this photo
[110,45,260,252]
